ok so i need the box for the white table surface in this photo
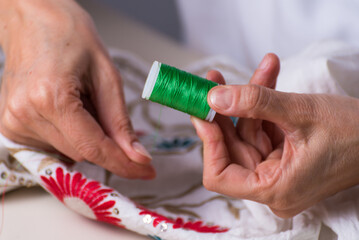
[2,1,203,239]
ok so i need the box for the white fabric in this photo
[186,37,359,240]
[177,0,359,70]
[277,40,359,97]
[1,42,359,239]
[177,5,359,238]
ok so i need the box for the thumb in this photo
[208,84,310,129]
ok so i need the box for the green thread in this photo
[147,63,217,120]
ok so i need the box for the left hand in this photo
[191,53,359,218]
[0,0,155,179]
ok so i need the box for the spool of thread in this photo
[142,61,217,121]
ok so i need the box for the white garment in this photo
[177,2,359,239]
[177,0,359,70]
[4,43,359,240]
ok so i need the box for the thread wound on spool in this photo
[142,61,217,121]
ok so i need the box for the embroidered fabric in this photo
[1,42,359,239]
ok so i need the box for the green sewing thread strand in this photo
[142,61,217,121]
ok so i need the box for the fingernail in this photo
[209,87,233,109]
[258,55,269,70]
[132,141,152,160]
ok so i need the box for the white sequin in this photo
[143,214,152,224]
[160,223,168,232]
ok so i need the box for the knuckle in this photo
[56,91,83,117]
[59,98,83,116]
[242,85,260,110]
[7,98,25,117]
[7,98,31,124]
[75,141,104,163]
[268,192,296,213]
[28,82,54,111]
[291,94,317,124]
[112,116,134,136]
[29,77,81,115]
[241,85,268,117]
[202,175,217,192]
[1,109,23,132]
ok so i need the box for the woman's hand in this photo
[0,0,155,179]
[191,54,359,217]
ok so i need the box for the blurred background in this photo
[95,0,183,42]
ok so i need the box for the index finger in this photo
[49,95,155,179]
[91,54,152,165]
[191,116,260,197]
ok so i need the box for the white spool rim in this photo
[205,109,216,122]
[142,61,161,100]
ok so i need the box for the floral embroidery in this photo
[139,208,228,233]
[156,137,196,151]
[138,132,198,154]
[148,235,162,240]
[41,167,122,226]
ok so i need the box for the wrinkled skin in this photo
[0,0,155,179]
[192,53,359,218]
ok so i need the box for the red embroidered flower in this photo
[139,208,229,233]
[41,167,122,226]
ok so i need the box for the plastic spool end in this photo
[206,109,216,122]
[142,61,162,100]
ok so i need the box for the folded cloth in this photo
[276,40,359,97]
[0,41,358,240]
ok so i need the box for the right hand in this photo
[0,0,155,179]
[192,54,359,217]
